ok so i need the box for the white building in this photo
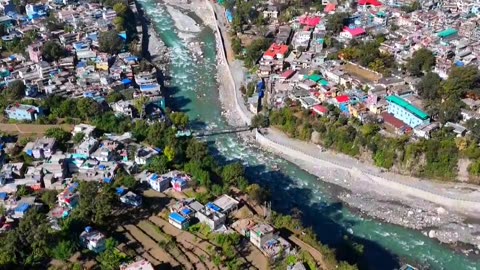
[80,227,106,253]
[249,223,275,249]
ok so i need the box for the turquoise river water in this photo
[137,1,480,269]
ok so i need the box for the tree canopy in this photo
[407,48,435,76]
[41,41,66,62]
[417,72,441,100]
[326,12,349,34]
[99,31,124,54]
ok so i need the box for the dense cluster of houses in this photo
[0,0,166,122]
[245,0,480,139]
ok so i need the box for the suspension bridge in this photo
[176,126,254,138]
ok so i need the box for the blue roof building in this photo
[168,212,190,230]
[14,203,31,217]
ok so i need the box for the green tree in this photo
[326,12,349,34]
[417,72,441,100]
[72,132,85,145]
[170,112,189,129]
[186,140,208,161]
[134,96,150,118]
[5,80,26,100]
[406,48,435,76]
[99,31,124,54]
[442,66,480,98]
[114,174,137,189]
[41,41,65,62]
[164,145,176,162]
[77,98,102,120]
[51,240,77,261]
[45,127,71,144]
[438,97,462,124]
[244,38,271,68]
[246,184,269,204]
[106,92,124,103]
[113,3,128,16]
[16,185,32,196]
[41,190,58,209]
[96,238,127,270]
[221,163,245,185]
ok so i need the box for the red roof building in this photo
[324,3,336,13]
[280,69,296,80]
[381,112,411,134]
[341,27,366,39]
[312,105,329,116]
[263,43,289,59]
[335,95,350,103]
[358,0,382,6]
[299,16,321,27]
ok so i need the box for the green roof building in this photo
[386,95,430,128]
[437,29,458,39]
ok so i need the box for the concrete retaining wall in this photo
[206,1,251,125]
[256,130,480,214]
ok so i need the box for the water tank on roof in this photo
[354,19,361,25]
[85,226,93,233]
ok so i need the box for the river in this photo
[137,1,480,269]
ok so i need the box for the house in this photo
[263,6,278,19]
[120,191,142,207]
[72,124,96,138]
[386,95,430,128]
[171,177,188,192]
[25,4,47,20]
[195,202,227,230]
[147,173,170,192]
[134,146,160,165]
[27,43,42,63]
[213,194,239,214]
[381,112,411,135]
[312,104,329,116]
[445,122,467,137]
[24,137,56,159]
[14,203,31,218]
[111,100,134,117]
[80,227,106,253]
[340,27,366,39]
[249,223,275,249]
[57,183,79,209]
[74,137,99,158]
[358,0,382,6]
[120,260,155,270]
[168,211,191,230]
[5,103,43,121]
[413,122,439,139]
[263,43,289,60]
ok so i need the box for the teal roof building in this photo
[386,95,430,128]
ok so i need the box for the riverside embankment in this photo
[138,0,480,268]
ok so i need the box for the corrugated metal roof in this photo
[169,212,186,224]
[386,95,429,120]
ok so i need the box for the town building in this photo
[195,202,227,230]
[120,260,155,270]
[5,104,43,121]
[80,227,106,253]
[147,173,170,192]
[168,210,191,230]
[386,95,430,128]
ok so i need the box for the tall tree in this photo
[41,41,66,62]
[99,31,124,55]
[407,48,436,76]
[417,72,442,100]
